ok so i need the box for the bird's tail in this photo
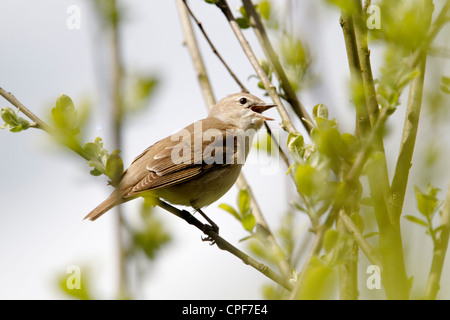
[83,191,122,221]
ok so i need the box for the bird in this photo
[83,93,276,228]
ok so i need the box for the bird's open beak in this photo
[250,103,276,121]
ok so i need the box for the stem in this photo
[338,209,382,267]
[155,199,293,291]
[391,57,426,221]
[424,185,450,300]
[352,0,378,125]
[241,0,313,134]
[215,0,297,134]
[339,12,370,139]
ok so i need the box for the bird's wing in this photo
[119,118,238,198]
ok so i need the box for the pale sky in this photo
[1,0,449,299]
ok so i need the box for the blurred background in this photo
[0,0,449,299]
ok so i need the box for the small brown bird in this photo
[84,93,275,223]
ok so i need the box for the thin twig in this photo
[241,0,313,134]
[424,184,450,300]
[182,0,248,93]
[0,87,105,170]
[215,0,297,134]
[0,87,52,133]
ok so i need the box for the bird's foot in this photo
[201,224,219,245]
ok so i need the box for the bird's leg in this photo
[192,208,219,244]
[194,208,219,234]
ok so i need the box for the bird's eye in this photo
[239,97,248,105]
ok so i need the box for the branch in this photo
[424,184,450,300]
[155,199,293,291]
[241,0,314,134]
[215,0,297,134]
[0,87,105,171]
[0,87,52,133]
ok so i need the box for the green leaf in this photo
[351,212,365,233]
[415,184,440,218]
[1,107,20,126]
[294,164,316,197]
[404,215,428,228]
[133,217,171,260]
[236,17,250,29]
[204,0,218,4]
[51,94,80,136]
[442,76,450,86]
[238,189,251,215]
[287,132,305,157]
[83,142,102,158]
[105,150,124,185]
[323,229,338,253]
[294,256,336,300]
[241,213,255,232]
[312,104,329,121]
[1,107,31,132]
[257,0,271,20]
[218,203,241,221]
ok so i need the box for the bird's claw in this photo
[201,224,218,245]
